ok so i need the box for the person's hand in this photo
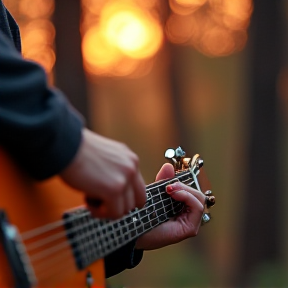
[135,163,205,250]
[60,128,146,219]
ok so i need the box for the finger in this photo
[123,183,136,213]
[86,193,125,219]
[155,163,175,181]
[166,182,206,205]
[132,172,147,208]
[166,188,204,212]
[166,189,203,239]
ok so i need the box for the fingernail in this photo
[166,183,175,194]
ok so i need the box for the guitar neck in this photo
[64,169,195,270]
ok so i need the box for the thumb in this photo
[155,163,175,181]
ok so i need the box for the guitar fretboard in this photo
[63,170,194,270]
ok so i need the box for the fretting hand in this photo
[135,163,205,250]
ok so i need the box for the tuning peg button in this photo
[164,148,176,159]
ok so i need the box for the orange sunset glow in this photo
[167,0,253,57]
[4,0,253,77]
[81,0,163,77]
[9,0,56,75]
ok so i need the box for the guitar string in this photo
[21,185,191,281]
[32,249,72,274]
[28,194,186,263]
[20,171,192,241]
[32,201,185,282]
[24,176,193,256]
[21,172,192,241]
[27,183,188,265]
[25,195,170,253]
[34,169,197,283]
[35,204,184,268]
[20,176,194,283]
[33,200,184,284]
[31,200,183,276]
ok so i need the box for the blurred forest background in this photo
[4,0,288,287]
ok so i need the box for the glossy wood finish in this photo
[0,148,105,288]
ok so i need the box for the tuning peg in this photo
[164,148,176,159]
[174,146,186,159]
[204,190,215,208]
[165,147,187,171]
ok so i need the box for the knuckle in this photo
[125,161,138,179]
[113,177,127,194]
[130,152,139,165]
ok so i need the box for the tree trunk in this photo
[238,0,285,285]
[53,0,90,126]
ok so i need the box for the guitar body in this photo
[0,148,105,288]
[0,145,212,288]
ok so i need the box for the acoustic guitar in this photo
[0,146,212,288]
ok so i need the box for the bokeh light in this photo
[19,0,54,19]
[5,0,253,79]
[169,0,207,16]
[167,0,253,57]
[81,0,163,77]
[5,0,56,76]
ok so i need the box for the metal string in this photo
[20,171,192,242]
[25,176,193,261]
[26,178,192,261]
[31,181,191,265]
[20,174,194,283]
[32,201,185,282]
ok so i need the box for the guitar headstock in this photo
[165,146,215,225]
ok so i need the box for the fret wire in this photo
[49,173,193,280]
[92,202,184,258]
[33,202,184,283]
[27,176,194,258]
[145,170,191,191]
[21,171,193,243]
[27,175,194,265]
[90,198,182,254]
[87,216,101,265]
[30,199,190,262]
[71,201,183,262]
[80,216,88,266]
[28,198,184,269]
[31,199,182,262]
[81,216,92,266]
[16,172,196,283]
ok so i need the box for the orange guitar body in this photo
[0,148,105,288]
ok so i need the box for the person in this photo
[0,0,206,279]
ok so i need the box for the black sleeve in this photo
[0,31,84,180]
[104,239,143,278]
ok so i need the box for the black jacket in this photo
[0,0,142,278]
